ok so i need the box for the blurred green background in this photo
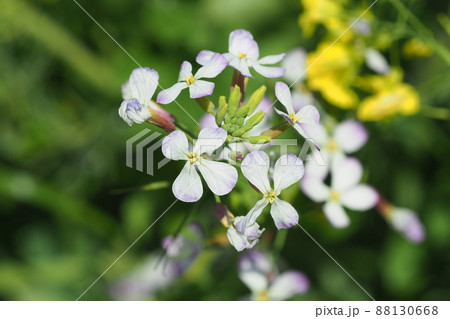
[1,0,449,300]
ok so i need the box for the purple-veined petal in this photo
[236,198,269,233]
[196,50,216,66]
[258,53,286,65]
[365,48,390,75]
[227,217,264,252]
[229,29,259,60]
[195,53,228,79]
[193,127,227,154]
[275,82,294,114]
[274,108,294,126]
[297,105,320,126]
[238,251,271,293]
[162,130,189,161]
[253,63,286,78]
[177,61,193,82]
[189,80,215,99]
[323,201,350,228]
[292,91,314,112]
[197,159,238,196]
[341,185,378,211]
[302,124,328,148]
[172,162,203,202]
[128,67,159,106]
[331,156,362,192]
[269,271,310,300]
[273,154,304,193]
[199,113,218,130]
[282,48,307,84]
[119,99,151,126]
[228,56,253,77]
[156,82,188,104]
[241,150,271,193]
[333,120,368,154]
[301,177,330,202]
[270,198,299,229]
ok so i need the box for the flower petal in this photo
[275,82,294,114]
[333,120,368,153]
[341,185,378,211]
[273,154,304,193]
[390,208,425,242]
[195,53,228,79]
[297,105,320,126]
[252,63,286,78]
[188,80,215,99]
[197,159,238,196]
[128,67,159,106]
[193,127,227,154]
[227,216,264,252]
[162,130,189,161]
[177,61,193,82]
[331,156,362,192]
[196,50,216,65]
[323,201,350,228]
[199,113,218,130]
[236,198,269,232]
[270,198,299,229]
[229,29,259,60]
[241,151,271,193]
[365,48,390,75]
[303,157,329,180]
[172,162,203,202]
[156,82,188,104]
[301,177,330,202]
[269,271,310,300]
[228,56,253,77]
[258,53,286,65]
[282,48,307,84]
[121,81,132,100]
[274,108,294,126]
[238,251,271,293]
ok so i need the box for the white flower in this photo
[196,29,286,78]
[156,54,227,104]
[274,81,321,148]
[282,48,307,84]
[390,207,426,242]
[238,251,309,300]
[227,216,265,252]
[236,151,304,231]
[119,67,175,129]
[301,156,378,228]
[365,48,390,75]
[162,128,238,202]
[303,119,368,180]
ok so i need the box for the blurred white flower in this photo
[389,207,426,242]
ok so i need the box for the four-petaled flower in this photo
[162,128,238,202]
[197,29,286,78]
[227,216,265,252]
[274,81,321,148]
[238,250,309,301]
[157,54,227,104]
[301,156,378,228]
[119,67,175,129]
[236,151,304,232]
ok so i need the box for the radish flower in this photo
[162,128,238,202]
[236,151,304,231]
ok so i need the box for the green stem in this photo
[214,194,221,204]
[421,105,450,120]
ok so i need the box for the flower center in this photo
[237,52,247,59]
[326,138,339,151]
[187,152,200,164]
[185,75,195,85]
[257,290,269,301]
[264,190,277,204]
[289,112,300,123]
[330,190,340,201]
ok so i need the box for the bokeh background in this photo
[1,0,450,300]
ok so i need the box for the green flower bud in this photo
[195,97,215,113]
[215,96,228,126]
[236,103,250,118]
[246,85,266,116]
[228,85,241,117]
[245,111,265,126]
[231,123,253,137]
[237,118,245,126]
[246,135,272,144]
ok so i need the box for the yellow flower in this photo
[299,0,348,37]
[306,42,361,109]
[402,38,433,58]
[357,70,420,121]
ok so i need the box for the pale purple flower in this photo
[390,207,426,242]
[236,151,304,231]
[157,53,227,104]
[196,29,286,78]
[162,128,238,202]
[274,81,321,148]
[303,119,368,180]
[301,156,378,228]
[238,251,309,300]
[282,48,307,84]
[120,67,173,126]
[365,48,390,75]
